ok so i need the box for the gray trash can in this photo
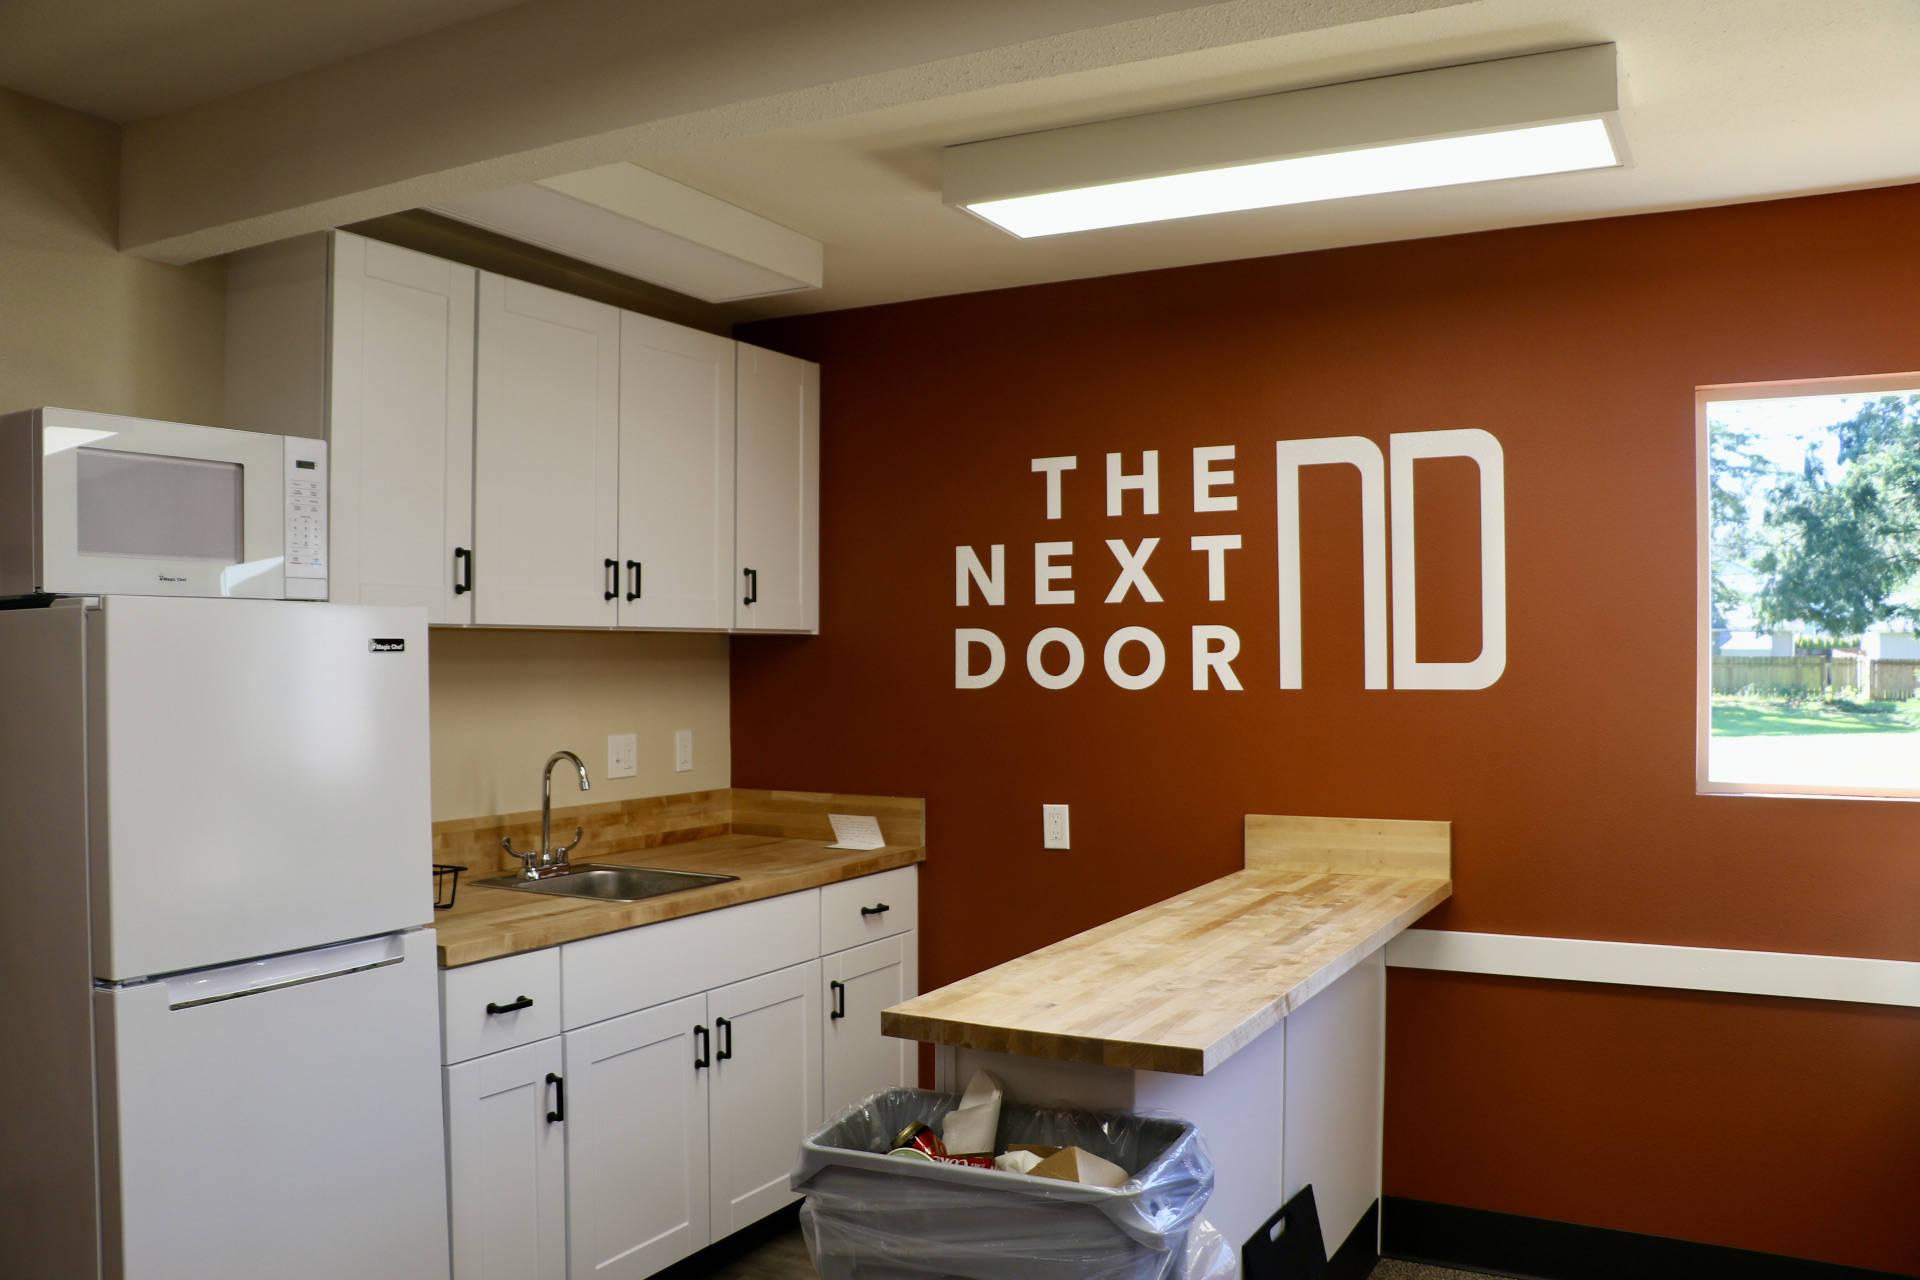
[791,1087,1225,1280]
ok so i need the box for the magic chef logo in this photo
[368,638,407,653]
[953,432,1507,692]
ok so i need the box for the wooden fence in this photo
[1712,654,1919,701]
[1865,657,1920,701]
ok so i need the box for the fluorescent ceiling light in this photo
[944,45,1626,239]
[968,120,1618,238]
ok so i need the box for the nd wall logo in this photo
[953,431,1506,692]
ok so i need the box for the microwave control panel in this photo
[284,438,329,601]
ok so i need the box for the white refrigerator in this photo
[0,595,451,1279]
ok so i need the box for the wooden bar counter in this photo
[882,815,1452,1263]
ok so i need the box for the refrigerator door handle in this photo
[159,934,408,1011]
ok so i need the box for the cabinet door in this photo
[564,993,710,1280]
[617,313,736,630]
[822,932,918,1119]
[475,273,620,628]
[707,960,823,1236]
[328,232,476,624]
[733,344,819,633]
[446,1038,566,1280]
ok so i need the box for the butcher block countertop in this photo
[430,789,925,968]
[881,815,1451,1077]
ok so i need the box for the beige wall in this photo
[0,86,225,421]
[428,627,731,822]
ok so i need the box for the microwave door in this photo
[36,411,289,599]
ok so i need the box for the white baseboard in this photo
[1385,929,1920,1007]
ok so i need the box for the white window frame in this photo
[1696,370,1920,799]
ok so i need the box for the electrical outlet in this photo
[606,733,637,779]
[674,729,694,773]
[1043,803,1070,850]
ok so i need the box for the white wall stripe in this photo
[1385,929,1920,1008]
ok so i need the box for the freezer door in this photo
[95,929,451,1280]
[92,596,431,980]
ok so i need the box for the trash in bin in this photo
[792,1086,1238,1280]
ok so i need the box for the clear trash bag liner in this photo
[792,1087,1238,1280]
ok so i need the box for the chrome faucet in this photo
[503,750,591,879]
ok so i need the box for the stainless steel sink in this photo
[472,863,737,903]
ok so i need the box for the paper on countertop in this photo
[826,813,886,850]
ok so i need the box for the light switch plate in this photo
[674,729,693,773]
[607,733,638,779]
[1043,803,1070,849]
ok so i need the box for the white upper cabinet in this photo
[734,344,819,633]
[617,314,736,630]
[329,234,477,624]
[226,231,477,623]
[230,237,821,635]
[474,273,621,628]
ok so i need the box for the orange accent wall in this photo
[1385,970,1920,1274]
[733,185,1920,1272]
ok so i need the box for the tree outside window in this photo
[1700,377,1920,797]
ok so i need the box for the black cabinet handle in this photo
[603,558,618,601]
[453,547,473,595]
[545,1072,565,1124]
[715,1016,733,1061]
[485,995,533,1015]
[742,567,757,606]
[694,1024,710,1070]
[626,560,642,602]
[829,980,846,1020]
[859,903,890,918]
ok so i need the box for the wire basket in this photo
[433,863,467,910]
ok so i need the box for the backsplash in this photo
[432,787,926,877]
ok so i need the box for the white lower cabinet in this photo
[822,932,919,1119]
[445,868,918,1280]
[565,993,710,1280]
[445,1038,567,1280]
[707,961,823,1237]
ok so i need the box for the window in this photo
[1698,373,1920,798]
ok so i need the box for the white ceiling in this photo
[639,0,1920,319]
[0,0,537,122]
[4,0,1917,320]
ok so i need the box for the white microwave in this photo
[0,407,327,601]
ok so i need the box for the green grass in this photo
[1710,694,1920,737]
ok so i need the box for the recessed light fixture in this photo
[944,45,1625,238]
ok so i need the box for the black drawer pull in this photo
[715,1016,733,1061]
[603,558,618,601]
[626,560,642,602]
[829,980,846,1020]
[545,1072,565,1124]
[485,995,534,1015]
[859,903,890,917]
[742,567,757,606]
[694,1024,710,1070]
[453,546,473,595]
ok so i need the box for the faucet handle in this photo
[551,826,586,861]
[502,836,539,876]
